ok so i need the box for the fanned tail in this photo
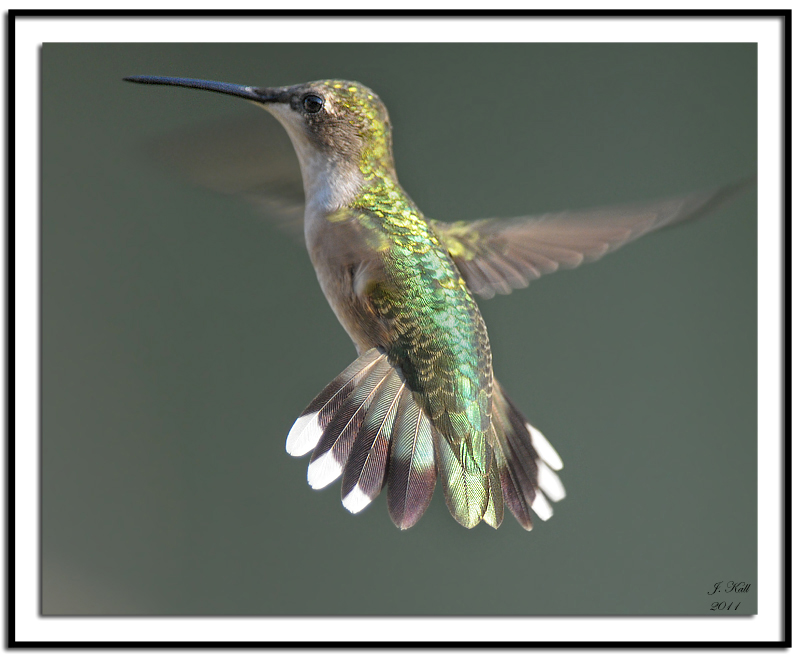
[285,351,564,531]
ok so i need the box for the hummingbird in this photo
[125,75,751,531]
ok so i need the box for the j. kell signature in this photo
[708,581,751,595]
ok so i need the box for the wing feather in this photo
[431,178,754,299]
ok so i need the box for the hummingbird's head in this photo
[263,80,395,173]
[124,75,396,210]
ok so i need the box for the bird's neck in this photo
[300,153,400,217]
[287,124,399,215]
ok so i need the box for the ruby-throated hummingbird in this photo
[125,75,751,531]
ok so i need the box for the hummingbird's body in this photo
[126,75,751,530]
[295,82,495,528]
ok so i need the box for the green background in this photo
[42,42,757,615]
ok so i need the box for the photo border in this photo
[10,8,789,649]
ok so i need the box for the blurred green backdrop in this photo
[41,42,756,615]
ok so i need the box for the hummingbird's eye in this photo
[302,94,324,114]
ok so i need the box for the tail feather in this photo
[527,423,564,472]
[286,348,384,457]
[481,450,505,529]
[489,422,533,530]
[307,357,393,490]
[491,382,566,528]
[341,374,405,514]
[386,388,437,530]
[536,460,566,502]
[434,428,490,529]
[532,493,554,521]
[492,391,539,508]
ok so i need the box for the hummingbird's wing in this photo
[430,178,754,300]
[143,115,306,235]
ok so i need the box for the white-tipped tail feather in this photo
[536,460,566,503]
[286,413,321,457]
[488,382,566,530]
[532,493,554,521]
[342,485,372,514]
[286,349,384,457]
[307,450,343,490]
[527,422,564,471]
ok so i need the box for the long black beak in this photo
[123,75,288,104]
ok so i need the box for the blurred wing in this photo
[143,115,306,236]
[431,178,754,299]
